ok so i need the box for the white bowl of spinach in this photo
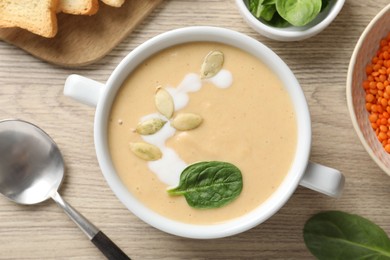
[236,0,345,41]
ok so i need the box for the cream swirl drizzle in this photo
[140,70,233,187]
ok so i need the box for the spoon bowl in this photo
[0,119,129,259]
[0,119,63,204]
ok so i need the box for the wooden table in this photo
[0,0,389,259]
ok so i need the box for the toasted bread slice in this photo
[0,0,58,38]
[58,0,99,15]
[100,0,125,8]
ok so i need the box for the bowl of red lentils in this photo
[347,3,390,175]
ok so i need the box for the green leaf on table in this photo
[167,161,243,209]
[276,0,322,26]
[303,211,390,259]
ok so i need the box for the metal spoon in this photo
[0,119,130,260]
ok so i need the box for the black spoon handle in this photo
[52,192,130,259]
[91,231,130,260]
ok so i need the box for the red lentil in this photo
[364,32,390,153]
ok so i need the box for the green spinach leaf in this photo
[276,0,322,26]
[304,211,390,259]
[321,0,330,11]
[260,0,277,6]
[167,161,243,209]
[259,4,277,21]
[247,0,277,20]
[263,0,277,4]
[247,0,264,18]
[267,11,290,27]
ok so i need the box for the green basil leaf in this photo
[304,211,390,259]
[167,161,243,209]
[276,0,322,26]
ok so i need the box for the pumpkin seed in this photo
[172,113,203,131]
[155,87,175,119]
[136,118,166,135]
[200,50,224,79]
[129,142,162,161]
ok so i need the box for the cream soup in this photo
[108,42,297,225]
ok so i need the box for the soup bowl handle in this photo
[299,162,344,198]
[64,74,104,107]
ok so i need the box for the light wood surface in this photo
[0,0,390,259]
[0,0,163,67]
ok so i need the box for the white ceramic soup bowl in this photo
[64,26,344,239]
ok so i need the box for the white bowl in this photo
[347,4,390,175]
[64,26,343,239]
[235,0,345,41]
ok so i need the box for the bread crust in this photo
[58,0,99,16]
[0,0,59,38]
[100,0,125,8]
[0,0,126,38]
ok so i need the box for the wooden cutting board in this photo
[0,0,163,67]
